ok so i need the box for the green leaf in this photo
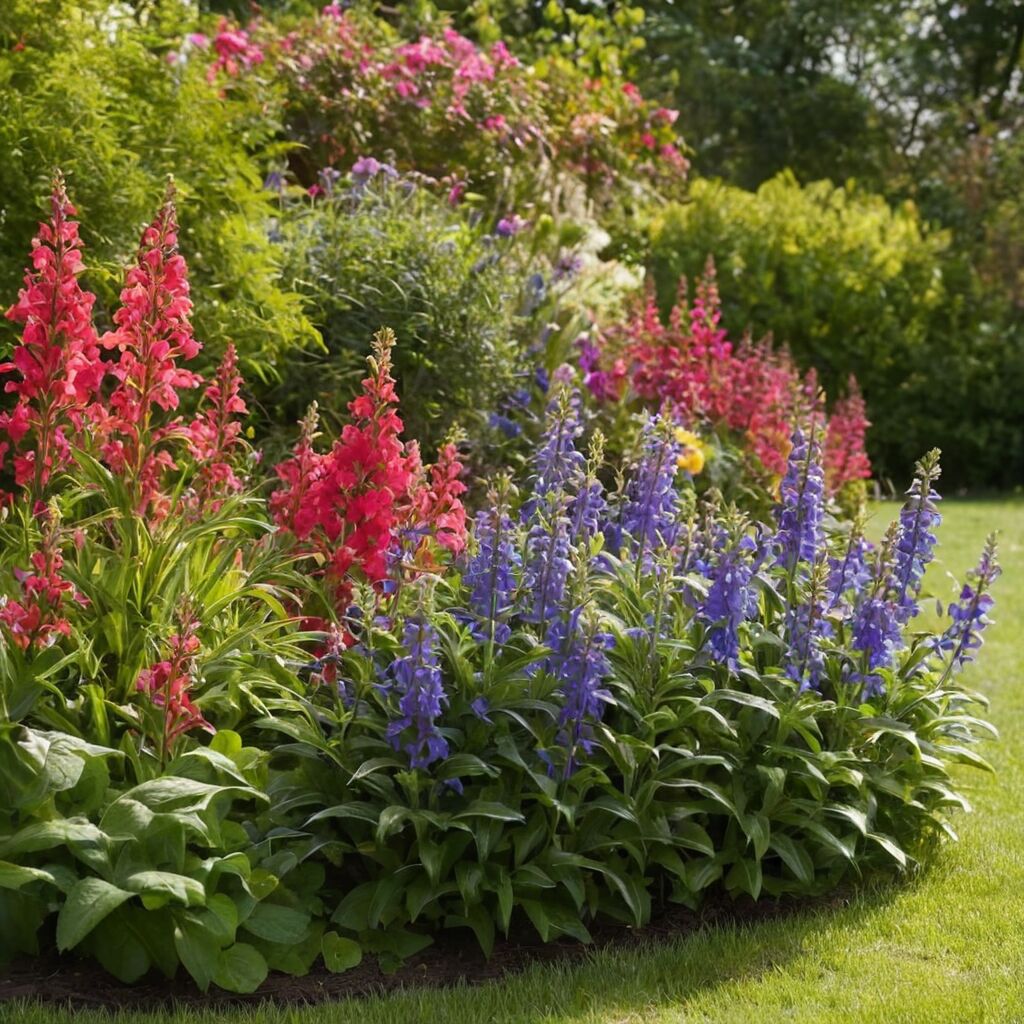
[726,858,763,900]
[122,871,205,908]
[867,832,908,868]
[174,917,222,992]
[769,834,815,885]
[322,932,363,973]
[242,902,311,945]
[56,878,134,951]
[213,942,268,994]
[454,801,525,824]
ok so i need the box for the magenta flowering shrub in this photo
[207,6,687,216]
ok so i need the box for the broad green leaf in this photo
[322,932,363,973]
[56,878,134,951]
[213,942,268,994]
[242,902,311,945]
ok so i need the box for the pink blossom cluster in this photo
[582,260,871,492]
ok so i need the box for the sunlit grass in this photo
[6,500,1023,1024]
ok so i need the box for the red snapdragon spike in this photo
[186,343,248,509]
[1,173,104,502]
[271,329,463,614]
[825,376,872,494]
[0,523,87,651]
[97,182,203,515]
[136,616,213,762]
[585,260,872,485]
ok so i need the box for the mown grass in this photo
[4,499,1023,1024]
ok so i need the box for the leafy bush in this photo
[647,173,951,483]
[0,0,315,384]
[269,171,537,450]
[0,179,1001,992]
[211,5,688,223]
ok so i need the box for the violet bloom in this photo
[892,449,942,621]
[849,595,903,698]
[496,214,528,237]
[385,619,448,769]
[784,563,832,692]
[700,534,759,668]
[522,515,572,633]
[318,166,342,196]
[463,506,519,644]
[828,527,872,611]
[556,612,614,774]
[618,414,681,560]
[775,425,825,568]
[935,535,1000,673]
[523,388,585,516]
[351,156,398,187]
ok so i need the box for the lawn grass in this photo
[4,499,1023,1024]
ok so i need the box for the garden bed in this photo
[0,893,844,1011]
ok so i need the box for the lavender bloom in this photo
[553,250,584,283]
[935,535,1000,672]
[522,389,585,521]
[784,563,832,691]
[828,527,873,611]
[700,535,758,668]
[570,478,607,539]
[496,214,528,237]
[385,619,448,769]
[618,414,682,559]
[775,426,825,568]
[555,611,614,774]
[892,450,942,621]
[849,594,903,698]
[463,507,519,644]
[522,515,572,631]
[488,412,521,438]
[318,166,342,196]
[351,155,398,187]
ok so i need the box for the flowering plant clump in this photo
[0,178,1002,995]
[580,260,872,500]
[207,6,687,215]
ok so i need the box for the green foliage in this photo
[0,0,315,384]
[270,179,535,449]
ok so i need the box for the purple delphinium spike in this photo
[618,412,682,561]
[892,449,942,621]
[569,431,607,540]
[775,424,826,568]
[828,520,873,612]
[784,559,833,691]
[555,609,614,775]
[385,618,449,770]
[463,504,519,644]
[849,523,904,698]
[524,386,585,516]
[700,532,759,668]
[522,513,572,636]
[935,534,1000,675]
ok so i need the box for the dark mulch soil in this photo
[0,892,851,1012]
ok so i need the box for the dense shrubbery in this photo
[647,174,950,484]
[577,260,871,510]
[0,185,1000,992]
[0,0,315,384]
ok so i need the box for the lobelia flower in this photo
[463,498,519,645]
[555,609,614,775]
[784,559,832,691]
[522,512,572,637]
[1,172,104,503]
[849,523,904,697]
[935,534,1000,675]
[892,449,942,621]
[700,529,759,668]
[522,386,585,519]
[775,424,826,568]
[136,614,214,763]
[385,617,448,769]
[569,432,607,540]
[616,412,681,560]
[828,519,873,612]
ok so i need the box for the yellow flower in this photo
[674,427,706,476]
